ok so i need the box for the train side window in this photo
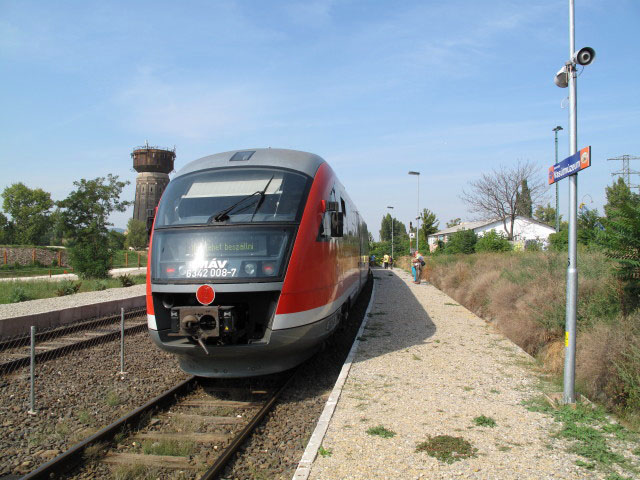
[340,198,346,218]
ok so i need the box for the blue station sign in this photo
[548,146,591,185]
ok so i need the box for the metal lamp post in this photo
[387,206,394,262]
[408,171,420,251]
[553,126,563,233]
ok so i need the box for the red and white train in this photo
[146,148,370,377]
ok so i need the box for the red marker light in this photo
[262,262,275,275]
[196,285,215,305]
[166,268,175,273]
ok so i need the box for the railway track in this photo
[0,307,147,375]
[22,369,298,479]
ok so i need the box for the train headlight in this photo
[244,263,256,275]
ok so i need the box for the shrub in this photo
[9,285,31,303]
[445,229,477,254]
[119,274,134,287]
[56,280,82,296]
[475,230,511,253]
[68,237,112,279]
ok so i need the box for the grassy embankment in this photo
[397,251,640,426]
[0,275,146,305]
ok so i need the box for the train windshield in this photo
[151,226,294,283]
[155,168,310,226]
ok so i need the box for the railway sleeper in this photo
[102,452,197,470]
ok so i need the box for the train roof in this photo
[175,148,326,178]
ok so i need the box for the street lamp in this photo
[387,206,394,265]
[553,126,563,232]
[408,171,420,252]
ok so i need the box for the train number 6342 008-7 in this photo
[185,268,237,278]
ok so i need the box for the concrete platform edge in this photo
[0,295,146,338]
[292,280,377,480]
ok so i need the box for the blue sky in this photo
[1,0,639,237]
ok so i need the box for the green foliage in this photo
[9,285,31,303]
[318,445,333,457]
[604,177,640,220]
[1,182,53,245]
[535,203,561,227]
[615,340,640,413]
[124,218,148,249]
[141,439,195,456]
[108,230,126,251]
[58,175,130,278]
[516,179,533,217]
[446,218,461,228]
[366,425,396,438]
[0,212,13,244]
[119,274,134,287]
[55,280,82,296]
[475,230,512,253]
[419,208,439,237]
[415,435,477,463]
[549,226,569,251]
[379,213,407,242]
[578,207,603,246]
[445,229,477,254]
[473,415,497,427]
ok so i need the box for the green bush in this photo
[9,285,31,303]
[56,280,82,296]
[445,229,477,254]
[475,230,511,253]
[68,236,112,279]
[119,274,134,287]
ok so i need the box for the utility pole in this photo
[553,126,563,232]
[607,154,640,193]
[408,171,420,251]
[387,206,394,262]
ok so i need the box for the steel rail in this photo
[199,367,299,480]
[20,376,197,480]
[0,322,147,374]
[0,307,147,351]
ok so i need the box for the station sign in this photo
[548,146,591,185]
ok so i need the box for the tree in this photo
[446,218,461,228]
[379,214,407,242]
[1,183,53,245]
[577,207,602,246]
[125,219,148,250]
[475,230,512,253]
[534,203,561,227]
[515,179,533,217]
[445,229,477,254]
[604,177,640,221]
[419,208,439,238]
[108,230,126,251]
[0,212,12,244]
[460,160,546,240]
[598,197,640,314]
[58,175,131,278]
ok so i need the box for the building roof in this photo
[428,216,556,238]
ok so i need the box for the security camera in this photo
[572,47,595,66]
[554,66,568,88]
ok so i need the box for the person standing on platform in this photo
[389,256,394,270]
[412,251,424,283]
[383,253,389,269]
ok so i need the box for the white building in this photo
[427,217,556,252]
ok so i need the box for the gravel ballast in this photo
[306,269,635,480]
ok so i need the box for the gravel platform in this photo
[306,269,608,480]
[0,283,145,321]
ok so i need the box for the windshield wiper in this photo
[207,175,275,223]
[250,175,275,222]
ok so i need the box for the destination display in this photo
[548,146,591,185]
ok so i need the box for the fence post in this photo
[3,249,7,265]
[32,249,36,264]
[29,326,36,415]
[137,252,141,268]
[125,252,128,267]
[58,250,62,267]
[119,308,126,375]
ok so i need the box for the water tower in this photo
[131,143,175,222]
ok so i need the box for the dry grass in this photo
[424,251,640,420]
